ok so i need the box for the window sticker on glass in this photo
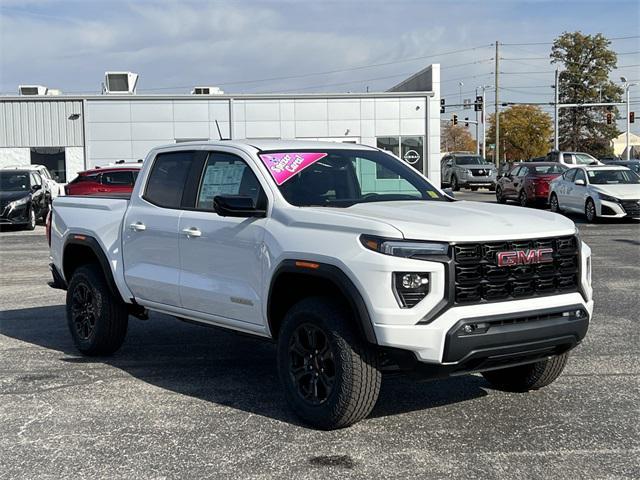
[259,152,328,185]
[427,191,439,198]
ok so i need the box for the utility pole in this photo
[494,41,500,166]
[482,87,487,158]
[554,69,559,150]
[475,87,479,155]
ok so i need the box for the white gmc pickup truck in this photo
[49,140,593,429]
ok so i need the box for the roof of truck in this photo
[152,139,378,152]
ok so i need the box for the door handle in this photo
[181,227,202,238]
[129,222,146,232]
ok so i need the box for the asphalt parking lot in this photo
[1,192,639,480]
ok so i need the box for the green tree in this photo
[551,32,622,157]
[487,105,553,161]
[441,123,476,153]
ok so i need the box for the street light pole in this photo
[475,87,479,155]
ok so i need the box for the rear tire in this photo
[66,264,128,356]
[550,193,562,213]
[482,353,569,392]
[519,190,529,207]
[277,296,381,430]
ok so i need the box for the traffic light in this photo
[474,95,483,112]
[440,98,445,114]
[453,114,458,125]
[631,112,635,124]
[606,112,613,125]
[465,117,469,127]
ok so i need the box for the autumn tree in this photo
[486,105,553,161]
[441,123,476,153]
[551,32,622,157]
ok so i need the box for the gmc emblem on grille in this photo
[497,248,554,267]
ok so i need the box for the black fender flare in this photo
[62,234,125,304]
[268,260,378,344]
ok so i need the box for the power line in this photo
[136,44,495,92]
[501,35,640,46]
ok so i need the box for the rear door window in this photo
[144,151,196,208]
[102,171,134,186]
[564,169,577,182]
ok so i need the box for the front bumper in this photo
[460,176,496,187]
[598,198,640,218]
[0,202,31,224]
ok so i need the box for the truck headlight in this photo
[8,197,29,209]
[360,236,449,258]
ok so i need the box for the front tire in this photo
[451,176,460,191]
[23,206,36,231]
[482,353,569,392]
[277,297,381,430]
[496,186,506,204]
[66,264,128,356]
[585,198,598,223]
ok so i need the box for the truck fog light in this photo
[393,272,430,308]
[401,273,428,289]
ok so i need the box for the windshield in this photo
[455,156,488,165]
[260,149,444,208]
[587,169,640,185]
[0,172,30,191]
[574,153,598,165]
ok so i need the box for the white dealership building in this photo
[0,65,442,184]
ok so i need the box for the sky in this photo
[0,0,639,130]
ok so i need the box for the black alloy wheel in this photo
[71,283,97,340]
[289,323,336,405]
[585,198,597,223]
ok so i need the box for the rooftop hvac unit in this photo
[191,86,224,95]
[18,85,48,96]
[103,72,139,94]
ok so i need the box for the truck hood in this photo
[310,200,577,242]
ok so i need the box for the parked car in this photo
[546,150,602,166]
[5,164,62,198]
[0,169,49,229]
[50,140,592,429]
[549,165,640,222]
[496,162,567,207]
[441,153,496,191]
[599,159,640,174]
[65,165,141,196]
[598,155,621,163]
[496,161,515,179]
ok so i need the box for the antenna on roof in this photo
[214,120,229,140]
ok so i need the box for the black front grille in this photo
[620,199,640,216]
[470,169,490,176]
[453,236,580,304]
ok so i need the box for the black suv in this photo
[0,169,49,230]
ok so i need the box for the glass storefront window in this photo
[375,136,425,179]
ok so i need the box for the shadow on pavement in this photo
[0,305,488,427]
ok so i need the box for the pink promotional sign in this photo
[259,152,328,185]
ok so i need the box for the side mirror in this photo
[443,188,455,198]
[446,162,452,167]
[574,179,585,186]
[213,195,266,218]
[31,184,42,192]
